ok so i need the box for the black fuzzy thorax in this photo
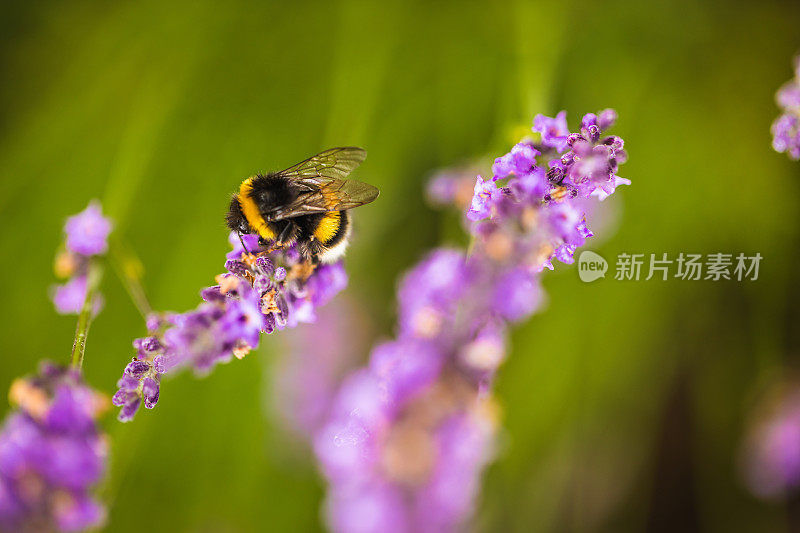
[249,172,298,212]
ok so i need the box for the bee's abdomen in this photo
[311,211,340,245]
[315,210,350,263]
[294,211,350,262]
[325,210,349,248]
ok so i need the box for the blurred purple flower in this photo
[533,111,570,152]
[306,262,348,308]
[466,176,500,222]
[52,275,88,315]
[772,55,800,160]
[772,114,800,160]
[491,142,539,179]
[113,234,349,422]
[414,413,495,531]
[491,267,542,322]
[426,162,492,212]
[51,201,111,316]
[64,201,112,256]
[742,386,800,499]
[226,232,260,261]
[397,249,472,339]
[427,172,461,207]
[273,298,368,438]
[0,362,109,532]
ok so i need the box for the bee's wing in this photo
[279,146,367,181]
[264,147,379,221]
[264,177,380,221]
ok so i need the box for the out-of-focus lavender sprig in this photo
[313,110,629,532]
[0,362,109,532]
[772,55,800,160]
[51,201,112,315]
[273,298,369,439]
[426,161,489,209]
[113,233,348,422]
[741,383,800,499]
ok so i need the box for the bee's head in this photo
[225,195,250,235]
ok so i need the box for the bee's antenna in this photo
[238,233,250,255]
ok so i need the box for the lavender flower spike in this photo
[113,233,349,422]
[0,362,109,532]
[772,55,800,160]
[313,109,628,532]
[51,201,111,315]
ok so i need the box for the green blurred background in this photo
[1,0,799,531]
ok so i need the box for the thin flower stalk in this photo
[69,262,103,370]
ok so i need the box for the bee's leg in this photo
[276,223,293,247]
[238,233,250,254]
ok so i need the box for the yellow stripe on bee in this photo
[314,211,340,244]
[238,177,276,241]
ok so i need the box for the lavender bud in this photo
[253,275,273,293]
[152,355,168,374]
[140,336,160,352]
[580,112,598,130]
[566,132,585,147]
[586,124,601,143]
[142,377,160,409]
[224,260,250,277]
[112,389,136,407]
[145,313,163,332]
[597,108,618,130]
[118,397,141,422]
[125,360,151,378]
[201,286,225,302]
[602,135,624,150]
[546,167,564,184]
[255,255,275,274]
[116,374,140,392]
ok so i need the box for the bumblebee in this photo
[226,147,379,264]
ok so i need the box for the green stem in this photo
[109,241,153,320]
[70,261,104,369]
